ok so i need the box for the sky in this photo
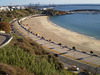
[0,0,100,6]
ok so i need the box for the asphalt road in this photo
[11,17,100,74]
[0,34,10,46]
[46,48,100,74]
[10,21,24,37]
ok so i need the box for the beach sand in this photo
[22,16,100,55]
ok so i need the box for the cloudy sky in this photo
[0,0,100,6]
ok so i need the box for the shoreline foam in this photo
[22,16,100,55]
[48,17,100,40]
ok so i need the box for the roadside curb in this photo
[0,34,13,48]
[13,16,100,68]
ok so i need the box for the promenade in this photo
[14,17,100,74]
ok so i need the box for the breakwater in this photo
[42,9,100,16]
[69,9,100,14]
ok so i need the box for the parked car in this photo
[67,65,79,71]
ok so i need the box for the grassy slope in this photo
[0,34,77,75]
[0,9,76,75]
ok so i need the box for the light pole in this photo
[72,46,76,59]
[28,27,30,37]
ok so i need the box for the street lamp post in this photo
[28,27,30,37]
[72,46,76,59]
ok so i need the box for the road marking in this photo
[42,45,100,67]
[13,21,100,68]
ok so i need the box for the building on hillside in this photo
[8,6,14,11]
[15,6,21,9]
[15,6,26,9]
[42,7,54,10]
[0,6,26,12]
[0,7,2,12]
[0,6,10,12]
[20,6,26,9]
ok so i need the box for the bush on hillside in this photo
[0,63,34,75]
[0,21,11,33]
[0,35,66,75]
[42,9,66,16]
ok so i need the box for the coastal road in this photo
[0,34,10,46]
[13,17,100,74]
[0,35,6,45]
[47,49,100,74]
[10,21,24,37]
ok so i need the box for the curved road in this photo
[0,34,10,46]
[12,16,100,74]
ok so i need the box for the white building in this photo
[20,6,26,9]
[15,6,21,9]
[42,7,54,10]
[0,6,10,12]
[0,7,5,12]
[0,6,26,12]
[5,6,10,11]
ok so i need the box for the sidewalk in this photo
[14,20,100,67]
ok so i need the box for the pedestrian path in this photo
[14,20,100,68]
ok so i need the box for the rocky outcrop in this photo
[42,9,67,16]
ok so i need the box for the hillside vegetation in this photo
[0,8,77,75]
[0,9,39,22]
[0,21,11,33]
[0,34,76,75]
[0,8,40,33]
[0,8,66,32]
[42,9,66,16]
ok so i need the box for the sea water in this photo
[49,5,100,39]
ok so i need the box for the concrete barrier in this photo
[18,17,27,23]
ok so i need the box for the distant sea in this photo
[49,5,100,40]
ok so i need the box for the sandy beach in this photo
[22,16,100,55]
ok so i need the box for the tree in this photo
[90,51,94,56]
[0,21,11,33]
[72,46,76,50]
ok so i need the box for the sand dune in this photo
[22,16,100,55]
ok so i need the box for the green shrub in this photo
[0,46,66,75]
